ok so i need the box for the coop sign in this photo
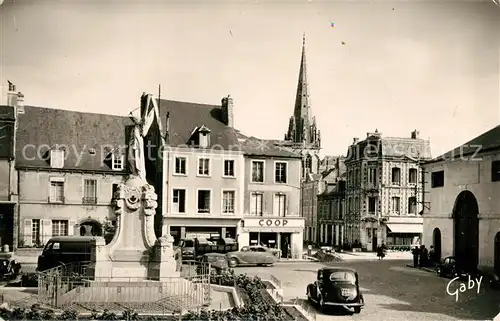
[259,219,288,227]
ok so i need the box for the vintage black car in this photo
[306,267,364,313]
[435,256,482,279]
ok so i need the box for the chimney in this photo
[165,112,170,144]
[221,95,234,127]
[6,81,18,107]
[411,130,419,139]
[353,137,359,144]
[16,92,25,114]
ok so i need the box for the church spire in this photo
[285,34,317,147]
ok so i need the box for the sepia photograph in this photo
[0,0,499,320]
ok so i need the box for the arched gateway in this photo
[452,190,479,272]
[432,228,442,262]
[78,219,103,237]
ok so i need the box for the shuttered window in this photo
[52,220,68,236]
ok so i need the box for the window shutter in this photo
[68,220,76,236]
[41,219,52,244]
[273,194,278,216]
[23,219,32,247]
[285,193,289,216]
[262,193,268,215]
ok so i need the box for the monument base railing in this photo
[37,261,211,314]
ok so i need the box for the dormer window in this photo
[189,125,211,148]
[50,149,65,169]
[200,132,209,148]
[112,154,124,170]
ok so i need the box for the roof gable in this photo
[158,99,239,150]
[430,125,500,162]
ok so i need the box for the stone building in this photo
[344,129,431,251]
[302,156,344,244]
[422,125,500,274]
[0,83,130,254]
[157,96,244,244]
[236,134,304,259]
[317,173,346,247]
[0,83,20,251]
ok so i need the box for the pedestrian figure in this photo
[419,245,428,267]
[428,245,436,264]
[411,245,421,267]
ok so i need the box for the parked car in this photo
[179,237,239,261]
[226,246,277,268]
[306,267,364,313]
[435,256,482,279]
[197,253,229,275]
[179,238,196,261]
[242,245,281,258]
[320,246,334,254]
[0,257,21,281]
[489,272,500,290]
[37,236,93,271]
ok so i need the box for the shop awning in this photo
[386,223,422,234]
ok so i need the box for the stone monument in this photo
[87,93,178,280]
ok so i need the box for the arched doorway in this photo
[452,190,479,273]
[432,228,442,262]
[78,220,103,237]
[495,232,500,274]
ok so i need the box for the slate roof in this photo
[346,135,432,163]
[426,124,500,164]
[239,136,301,158]
[381,137,432,160]
[0,106,15,158]
[158,99,240,150]
[0,106,15,121]
[12,105,132,172]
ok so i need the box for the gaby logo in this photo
[446,275,483,302]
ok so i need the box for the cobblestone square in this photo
[234,259,500,321]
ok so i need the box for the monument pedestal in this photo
[87,176,179,280]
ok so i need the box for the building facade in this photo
[237,136,304,258]
[159,96,244,244]
[0,83,131,253]
[0,84,19,251]
[422,125,500,274]
[317,180,346,248]
[344,130,431,251]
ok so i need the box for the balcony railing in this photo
[82,197,97,205]
[48,196,65,204]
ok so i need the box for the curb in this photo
[405,264,435,273]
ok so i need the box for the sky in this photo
[0,0,499,158]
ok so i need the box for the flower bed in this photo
[312,250,343,263]
[0,271,302,320]
[183,272,288,320]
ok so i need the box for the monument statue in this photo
[128,114,147,181]
[87,92,178,280]
[56,92,209,312]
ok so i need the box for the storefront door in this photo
[280,233,291,259]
